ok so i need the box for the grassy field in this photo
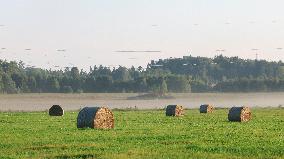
[0,108,283,159]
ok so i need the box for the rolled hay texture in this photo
[200,104,214,113]
[166,105,184,117]
[77,107,114,129]
[228,106,252,122]
[49,105,64,116]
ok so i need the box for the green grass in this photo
[0,108,283,159]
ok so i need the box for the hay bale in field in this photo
[228,106,252,122]
[166,105,184,117]
[200,104,214,113]
[49,105,64,116]
[77,107,114,129]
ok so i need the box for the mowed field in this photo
[0,108,283,159]
[0,93,284,111]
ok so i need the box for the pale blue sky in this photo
[0,0,284,69]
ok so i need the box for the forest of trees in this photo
[0,55,284,94]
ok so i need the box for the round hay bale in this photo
[228,106,252,122]
[166,105,184,117]
[49,105,64,116]
[200,104,214,113]
[77,107,114,129]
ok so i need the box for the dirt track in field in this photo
[0,93,283,111]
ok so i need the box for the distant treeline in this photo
[0,55,284,94]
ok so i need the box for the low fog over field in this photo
[0,93,283,111]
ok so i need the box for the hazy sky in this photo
[0,0,284,70]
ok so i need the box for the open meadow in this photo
[0,108,283,159]
[2,0,284,158]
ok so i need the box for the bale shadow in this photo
[54,154,96,159]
